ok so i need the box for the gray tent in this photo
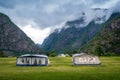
[72,53,101,65]
[16,54,50,66]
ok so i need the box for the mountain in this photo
[42,21,102,53]
[36,44,42,48]
[41,8,109,53]
[80,13,120,56]
[0,13,41,56]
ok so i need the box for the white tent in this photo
[16,54,50,66]
[57,54,66,57]
[72,52,101,65]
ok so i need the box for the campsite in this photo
[0,56,120,80]
[0,0,120,80]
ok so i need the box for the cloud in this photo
[0,0,120,44]
[111,0,120,12]
[90,0,120,8]
[0,0,16,8]
[1,0,119,28]
[0,0,87,28]
[20,24,51,44]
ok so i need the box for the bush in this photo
[50,52,56,57]
[0,50,5,57]
[49,50,56,57]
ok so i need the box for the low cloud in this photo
[20,24,51,44]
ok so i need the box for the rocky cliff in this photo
[0,13,41,56]
[42,18,102,53]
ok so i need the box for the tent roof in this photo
[72,52,95,57]
[19,54,48,58]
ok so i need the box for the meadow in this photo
[0,56,120,80]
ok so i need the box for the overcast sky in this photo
[0,0,120,44]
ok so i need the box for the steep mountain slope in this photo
[80,13,120,55]
[42,18,102,53]
[0,13,41,56]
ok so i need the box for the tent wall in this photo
[16,57,48,66]
[73,55,101,65]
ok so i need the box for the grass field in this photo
[0,57,120,80]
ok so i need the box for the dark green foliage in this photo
[0,50,5,57]
[49,50,56,57]
[95,45,105,56]
[65,50,78,57]
[81,13,120,56]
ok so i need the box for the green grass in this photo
[0,57,120,80]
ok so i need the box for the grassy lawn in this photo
[0,56,120,80]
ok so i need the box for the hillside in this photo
[80,13,120,55]
[0,13,41,56]
[42,20,102,53]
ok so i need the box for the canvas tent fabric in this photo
[72,53,101,65]
[16,54,50,66]
[57,54,66,57]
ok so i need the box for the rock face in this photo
[80,13,120,55]
[42,19,102,53]
[0,13,41,56]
